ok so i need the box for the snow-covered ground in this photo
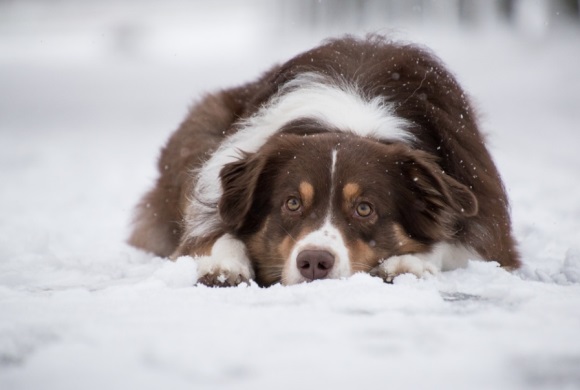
[1,2,580,389]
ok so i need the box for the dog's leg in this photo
[175,233,255,287]
[371,254,439,283]
[371,242,477,283]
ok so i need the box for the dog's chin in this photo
[280,260,353,286]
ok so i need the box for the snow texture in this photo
[1,2,580,389]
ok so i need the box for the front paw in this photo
[371,254,438,283]
[195,255,254,287]
[190,234,256,287]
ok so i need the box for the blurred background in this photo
[1,0,578,136]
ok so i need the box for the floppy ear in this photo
[218,153,268,233]
[398,149,478,239]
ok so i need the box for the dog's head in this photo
[218,131,477,286]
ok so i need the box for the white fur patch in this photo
[378,255,439,283]
[330,149,338,181]
[375,242,480,282]
[195,233,255,285]
[282,220,352,285]
[188,72,412,238]
[329,149,338,209]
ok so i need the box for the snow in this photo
[1,2,580,389]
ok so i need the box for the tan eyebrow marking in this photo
[299,181,315,208]
[342,182,361,203]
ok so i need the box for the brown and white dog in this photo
[129,35,520,287]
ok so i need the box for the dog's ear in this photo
[397,149,478,240]
[219,153,269,233]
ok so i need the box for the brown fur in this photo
[129,34,520,286]
[392,223,429,254]
[349,239,377,273]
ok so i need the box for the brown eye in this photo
[356,202,373,217]
[286,197,301,211]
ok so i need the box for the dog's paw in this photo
[371,254,439,283]
[194,234,255,287]
[196,259,253,287]
[195,255,254,287]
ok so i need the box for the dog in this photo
[129,35,520,287]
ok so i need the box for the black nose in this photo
[297,250,335,281]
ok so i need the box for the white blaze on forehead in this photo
[326,149,338,216]
[329,148,338,208]
[330,149,338,180]
[189,72,412,238]
[282,219,352,285]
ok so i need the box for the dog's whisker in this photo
[350,262,375,272]
[277,224,297,244]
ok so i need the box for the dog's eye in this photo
[286,197,302,211]
[355,202,373,217]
